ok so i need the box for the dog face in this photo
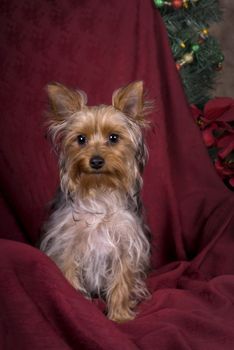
[46,81,149,197]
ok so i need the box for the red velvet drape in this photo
[0,1,234,349]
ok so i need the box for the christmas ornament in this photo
[214,62,223,71]
[154,0,164,7]
[154,0,223,105]
[172,0,183,9]
[179,40,186,49]
[176,52,194,70]
[154,0,199,10]
[200,28,209,40]
[176,43,200,70]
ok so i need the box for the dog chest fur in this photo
[41,191,149,295]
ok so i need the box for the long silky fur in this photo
[40,81,151,322]
[40,190,150,298]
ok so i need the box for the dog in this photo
[40,81,151,322]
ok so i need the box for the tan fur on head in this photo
[46,82,149,198]
[112,81,152,127]
[40,81,151,322]
[47,82,87,118]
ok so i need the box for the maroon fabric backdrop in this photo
[0,1,234,349]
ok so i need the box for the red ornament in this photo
[172,0,183,9]
[214,62,223,72]
[176,62,181,71]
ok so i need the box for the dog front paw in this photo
[107,308,136,323]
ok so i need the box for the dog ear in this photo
[47,82,87,121]
[112,81,149,124]
[45,83,87,147]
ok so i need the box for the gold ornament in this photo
[180,40,186,48]
[200,28,209,40]
[183,0,189,8]
[183,52,194,63]
[176,51,194,70]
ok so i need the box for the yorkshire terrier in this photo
[40,81,151,322]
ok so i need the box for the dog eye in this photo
[77,135,87,145]
[109,134,119,144]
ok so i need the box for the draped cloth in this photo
[0,1,234,349]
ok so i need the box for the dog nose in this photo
[90,156,105,169]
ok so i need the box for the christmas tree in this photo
[154,0,234,190]
[154,0,224,106]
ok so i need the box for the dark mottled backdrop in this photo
[212,0,234,98]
